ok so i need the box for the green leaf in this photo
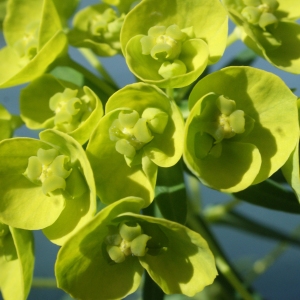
[0,226,34,300]
[234,179,300,213]
[212,210,300,247]
[50,66,85,87]
[155,160,187,225]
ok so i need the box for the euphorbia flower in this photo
[0,223,34,300]
[68,3,125,56]
[0,129,96,245]
[223,0,300,73]
[86,82,184,206]
[0,0,68,88]
[55,197,217,300]
[120,0,228,88]
[20,74,104,145]
[183,66,299,192]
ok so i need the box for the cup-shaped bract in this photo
[55,197,217,300]
[86,82,184,206]
[68,3,124,56]
[184,66,299,192]
[20,74,104,145]
[120,0,228,88]
[0,225,34,300]
[223,0,300,73]
[0,0,68,88]
[0,129,96,245]
[0,103,23,141]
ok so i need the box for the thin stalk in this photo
[227,26,241,47]
[246,225,300,284]
[166,87,174,99]
[204,197,241,223]
[31,277,57,289]
[78,48,119,89]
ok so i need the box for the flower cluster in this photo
[0,0,299,299]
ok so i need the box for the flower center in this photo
[13,21,40,67]
[105,222,151,263]
[49,88,93,133]
[109,108,168,161]
[88,8,124,51]
[241,0,279,30]
[23,148,72,195]
[194,95,251,159]
[140,24,194,79]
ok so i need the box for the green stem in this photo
[246,225,300,283]
[166,87,173,99]
[31,277,57,289]
[227,26,241,47]
[204,197,241,222]
[142,272,164,300]
[57,56,117,97]
[78,48,119,89]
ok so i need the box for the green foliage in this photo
[0,0,299,299]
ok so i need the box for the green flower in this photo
[184,66,299,192]
[0,129,96,245]
[0,103,23,141]
[0,223,34,300]
[20,74,104,145]
[68,3,124,56]
[223,0,300,73]
[55,197,217,300]
[86,82,184,206]
[120,0,228,88]
[0,0,68,88]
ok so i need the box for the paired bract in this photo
[0,0,68,87]
[120,0,228,88]
[87,82,184,205]
[0,129,96,245]
[184,66,299,192]
[55,197,217,300]
[223,0,300,73]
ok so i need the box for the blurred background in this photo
[0,0,300,299]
